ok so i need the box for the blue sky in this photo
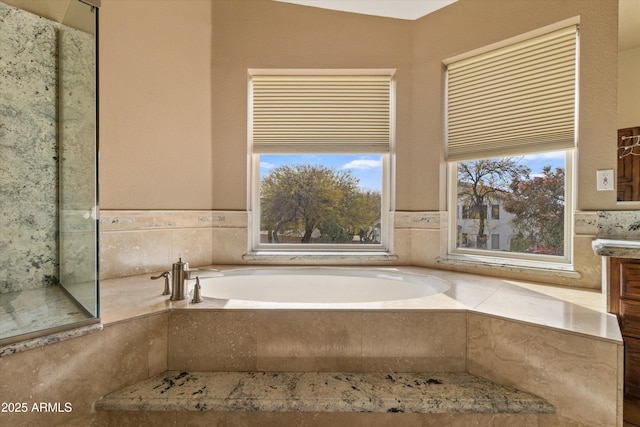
[516,151,566,177]
[260,154,383,191]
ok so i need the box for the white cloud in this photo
[521,151,565,161]
[260,162,276,169]
[342,159,382,170]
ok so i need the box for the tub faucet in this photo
[150,258,190,300]
[150,271,171,296]
[170,258,188,301]
[191,277,203,304]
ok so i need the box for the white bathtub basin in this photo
[196,268,450,304]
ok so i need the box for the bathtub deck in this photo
[96,370,554,414]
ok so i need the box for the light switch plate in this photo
[596,169,614,191]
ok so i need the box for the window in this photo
[249,70,394,252]
[491,205,500,220]
[461,205,470,219]
[446,24,578,265]
[491,234,500,250]
[453,152,571,258]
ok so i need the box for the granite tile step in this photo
[96,371,555,415]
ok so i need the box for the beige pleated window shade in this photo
[251,74,392,153]
[446,25,578,161]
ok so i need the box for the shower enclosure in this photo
[0,0,99,345]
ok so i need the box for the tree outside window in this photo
[455,152,566,257]
[259,155,382,246]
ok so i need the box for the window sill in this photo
[437,254,581,279]
[243,251,399,263]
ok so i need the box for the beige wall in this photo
[618,46,640,129]
[99,0,213,209]
[99,0,618,211]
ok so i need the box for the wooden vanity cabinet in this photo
[610,257,640,425]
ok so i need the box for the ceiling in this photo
[275,0,639,51]
[273,0,458,20]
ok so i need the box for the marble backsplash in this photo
[597,210,640,239]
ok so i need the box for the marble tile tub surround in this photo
[0,266,623,426]
[168,310,467,373]
[99,265,619,343]
[110,266,620,426]
[467,313,622,427]
[101,411,543,426]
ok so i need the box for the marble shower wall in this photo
[0,3,59,293]
[0,3,95,294]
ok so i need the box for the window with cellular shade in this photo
[250,73,393,154]
[446,25,578,161]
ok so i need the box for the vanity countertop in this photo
[592,238,640,258]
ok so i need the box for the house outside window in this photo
[456,198,514,252]
[249,70,395,253]
[461,205,470,219]
[445,24,578,265]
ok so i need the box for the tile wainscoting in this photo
[100,210,601,288]
[99,210,247,279]
[98,210,426,279]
